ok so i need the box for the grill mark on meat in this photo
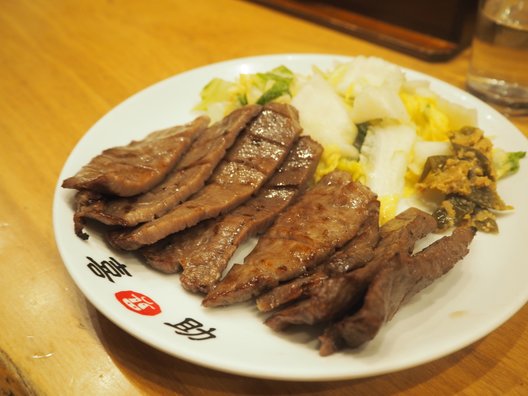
[202,171,378,307]
[106,103,302,251]
[62,115,209,197]
[140,136,322,294]
[256,199,380,312]
[263,207,437,331]
[74,105,262,231]
[318,226,475,355]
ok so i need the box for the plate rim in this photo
[53,53,528,381]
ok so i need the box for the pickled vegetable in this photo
[418,126,512,232]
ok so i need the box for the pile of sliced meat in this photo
[63,104,476,355]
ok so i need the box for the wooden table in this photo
[1,1,527,394]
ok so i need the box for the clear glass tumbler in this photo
[467,0,528,116]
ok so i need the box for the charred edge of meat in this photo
[136,231,190,274]
[62,115,209,197]
[255,271,328,313]
[317,225,476,356]
[263,265,374,332]
[262,207,437,332]
[256,200,380,313]
[73,190,106,240]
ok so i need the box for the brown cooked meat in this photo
[256,199,380,312]
[263,207,437,331]
[141,136,323,294]
[107,103,302,251]
[73,105,262,231]
[62,115,209,197]
[72,190,103,240]
[318,225,476,355]
[202,170,378,307]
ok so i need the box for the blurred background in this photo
[251,0,480,61]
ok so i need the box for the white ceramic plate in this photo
[53,54,528,381]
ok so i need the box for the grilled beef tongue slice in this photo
[140,136,322,294]
[318,225,475,356]
[256,199,380,312]
[263,207,437,331]
[62,115,209,197]
[74,105,262,231]
[72,190,103,239]
[107,103,302,251]
[202,171,378,307]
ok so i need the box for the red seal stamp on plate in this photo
[115,290,161,316]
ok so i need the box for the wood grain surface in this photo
[1,1,527,395]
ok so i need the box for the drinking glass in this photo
[467,0,528,116]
